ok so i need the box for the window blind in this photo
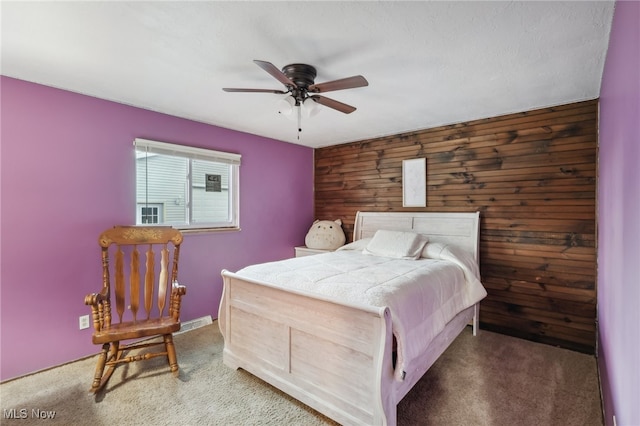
[134,138,241,166]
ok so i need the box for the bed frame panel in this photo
[219,211,481,425]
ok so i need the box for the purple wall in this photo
[0,76,314,381]
[597,1,640,425]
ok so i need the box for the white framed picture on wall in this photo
[402,158,426,207]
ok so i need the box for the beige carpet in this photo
[0,321,602,425]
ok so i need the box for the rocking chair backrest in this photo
[98,226,183,326]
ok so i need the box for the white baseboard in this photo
[177,315,213,334]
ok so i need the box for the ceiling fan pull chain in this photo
[297,104,302,140]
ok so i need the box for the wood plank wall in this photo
[314,100,597,353]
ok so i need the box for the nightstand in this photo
[294,246,333,257]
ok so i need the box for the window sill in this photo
[178,226,241,234]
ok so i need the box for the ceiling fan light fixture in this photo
[277,95,296,117]
[302,97,321,118]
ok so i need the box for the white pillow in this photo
[421,242,446,259]
[336,238,372,251]
[363,230,428,260]
[420,242,481,281]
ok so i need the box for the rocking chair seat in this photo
[92,317,181,345]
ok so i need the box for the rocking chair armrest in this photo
[84,288,111,332]
[169,282,186,321]
[172,281,187,297]
[84,288,109,307]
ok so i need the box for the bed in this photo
[219,211,486,425]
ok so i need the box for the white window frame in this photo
[134,138,241,232]
[137,203,163,224]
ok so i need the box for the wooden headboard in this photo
[353,211,481,261]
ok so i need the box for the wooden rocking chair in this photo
[84,226,187,393]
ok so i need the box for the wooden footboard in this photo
[219,269,397,425]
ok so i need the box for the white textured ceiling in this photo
[1,1,614,148]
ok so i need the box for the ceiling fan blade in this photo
[308,75,368,93]
[310,95,357,114]
[223,88,287,94]
[253,60,297,88]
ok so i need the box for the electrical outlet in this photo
[79,315,90,330]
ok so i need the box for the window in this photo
[134,138,241,231]
[137,204,162,224]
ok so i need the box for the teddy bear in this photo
[304,219,346,250]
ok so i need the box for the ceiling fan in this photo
[223,60,368,137]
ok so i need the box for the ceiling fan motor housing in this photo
[281,64,317,89]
